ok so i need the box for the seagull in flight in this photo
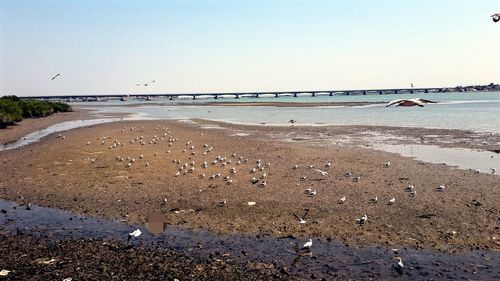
[492,13,500,22]
[51,73,61,80]
[291,209,309,224]
[386,98,437,107]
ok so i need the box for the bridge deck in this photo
[24,87,446,100]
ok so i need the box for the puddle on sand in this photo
[373,144,499,174]
[1,200,499,280]
[0,118,123,152]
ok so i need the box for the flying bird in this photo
[492,13,500,22]
[291,209,309,224]
[51,73,61,80]
[386,98,437,107]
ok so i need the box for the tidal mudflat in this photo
[1,117,499,280]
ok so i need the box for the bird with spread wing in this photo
[492,13,500,22]
[386,98,437,107]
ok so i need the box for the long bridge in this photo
[25,87,447,101]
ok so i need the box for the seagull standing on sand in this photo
[356,214,368,224]
[386,98,437,107]
[301,239,313,250]
[315,169,328,176]
[338,196,346,204]
[394,256,404,274]
[127,229,142,243]
[388,197,395,205]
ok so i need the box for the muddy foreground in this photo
[1,119,499,252]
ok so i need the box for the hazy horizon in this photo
[1,0,499,97]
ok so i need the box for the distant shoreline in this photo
[197,101,382,107]
[93,101,385,108]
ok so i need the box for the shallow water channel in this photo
[1,200,498,280]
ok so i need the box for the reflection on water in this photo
[145,213,168,234]
[373,144,499,174]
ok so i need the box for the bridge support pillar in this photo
[394,90,398,94]
[192,96,196,100]
[235,94,239,99]
[255,94,259,98]
[410,90,414,94]
[312,93,316,97]
[362,91,367,95]
[275,93,279,98]
[424,89,429,93]
[214,95,218,99]
[293,93,297,97]
[345,91,350,95]
[329,92,333,96]
[379,91,383,95]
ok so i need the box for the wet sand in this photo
[0,233,288,280]
[0,109,93,145]
[1,119,499,257]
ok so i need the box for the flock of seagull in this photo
[75,123,478,272]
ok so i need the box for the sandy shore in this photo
[0,107,104,145]
[1,119,499,255]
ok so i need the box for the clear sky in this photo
[1,0,499,96]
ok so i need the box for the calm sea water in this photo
[75,91,500,133]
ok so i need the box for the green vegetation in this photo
[0,95,72,128]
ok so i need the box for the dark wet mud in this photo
[1,200,499,280]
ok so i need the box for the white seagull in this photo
[291,209,309,224]
[386,98,437,107]
[127,228,142,243]
[492,13,500,22]
[388,197,395,205]
[338,196,346,204]
[301,238,313,250]
[315,169,328,176]
[436,185,445,192]
[356,214,368,224]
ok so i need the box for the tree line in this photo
[0,95,72,128]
